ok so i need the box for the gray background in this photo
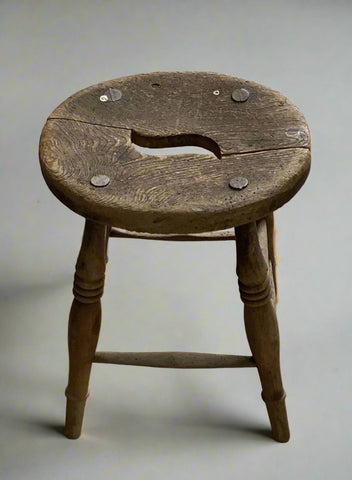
[1,1,351,479]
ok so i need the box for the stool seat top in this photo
[39,72,310,233]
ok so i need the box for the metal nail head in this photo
[90,174,110,187]
[213,90,220,96]
[229,177,248,190]
[109,88,122,101]
[232,88,250,102]
[99,88,122,102]
[285,127,308,142]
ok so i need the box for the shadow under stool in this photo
[39,71,311,442]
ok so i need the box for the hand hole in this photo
[131,131,221,158]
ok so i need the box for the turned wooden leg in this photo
[235,220,289,442]
[65,219,108,439]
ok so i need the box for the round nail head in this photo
[90,174,110,187]
[229,177,248,190]
[108,88,122,101]
[100,88,122,102]
[285,127,308,141]
[213,90,220,96]
[232,88,250,102]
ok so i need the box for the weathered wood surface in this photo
[257,216,277,305]
[39,72,311,234]
[65,219,108,439]
[109,226,235,241]
[93,351,256,368]
[235,220,289,442]
[47,72,310,156]
[40,106,310,233]
[265,212,278,301]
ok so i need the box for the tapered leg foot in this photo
[65,397,88,439]
[264,395,290,442]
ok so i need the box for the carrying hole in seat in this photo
[131,130,221,159]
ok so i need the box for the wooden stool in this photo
[39,72,310,442]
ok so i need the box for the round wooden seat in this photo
[39,72,310,233]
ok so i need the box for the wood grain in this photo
[109,226,235,241]
[235,220,289,442]
[65,219,108,439]
[93,351,256,368]
[266,212,278,301]
[48,72,310,156]
[40,116,310,233]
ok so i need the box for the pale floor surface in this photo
[1,1,352,479]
